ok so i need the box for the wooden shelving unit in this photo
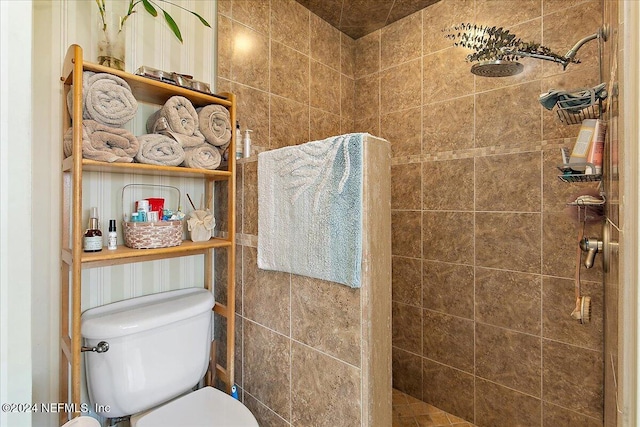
[59,44,236,425]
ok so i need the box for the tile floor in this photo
[392,389,476,427]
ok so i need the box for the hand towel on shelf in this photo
[197,104,232,147]
[67,71,138,127]
[135,134,185,166]
[63,120,139,163]
[257,133,365,288]
[146,96,205,148]
[182,144,222,170]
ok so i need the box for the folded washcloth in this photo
[63,120,139,163]
[197,104,232,147]
[146,96,205,148]
[68,71,138,127]
[539,83,607,112]
[182,144,222,170]
[135,134,185,166]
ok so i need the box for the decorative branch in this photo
[443,23,578,65]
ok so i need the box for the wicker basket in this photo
[122,220,183,249]
[121,184,183,249]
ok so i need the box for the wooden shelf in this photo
[61,238,232,269]
[59,44,237,425]
[62,157,232,180]
[63,60,232,109]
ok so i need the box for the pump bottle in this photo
[243,129,253,159]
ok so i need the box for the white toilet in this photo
[81,288,258,427]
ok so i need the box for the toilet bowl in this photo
[131,386,257,427]
[81,288,257,426]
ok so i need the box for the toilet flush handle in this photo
[81,341,109,353]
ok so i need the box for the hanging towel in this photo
[257,133,365,288]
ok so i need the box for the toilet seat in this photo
[131,386,259,427]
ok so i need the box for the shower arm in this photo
[499,28,606,70]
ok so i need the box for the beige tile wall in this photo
[218,0,611,425]
[216,2,392,426]
[356,0,606,425]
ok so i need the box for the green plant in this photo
[96,0,211,43]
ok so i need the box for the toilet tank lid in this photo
[81,288,214,339]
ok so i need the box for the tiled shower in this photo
[217,0,611,425]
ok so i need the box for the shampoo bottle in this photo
[83,207,103,252]
[243,129,253,159]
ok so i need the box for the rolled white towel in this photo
[197,104,232,147]
[182,144,222,170]
[136,134,185,166]
[146,96,205,148]
[68,72,138,127]
[63,120,138,163]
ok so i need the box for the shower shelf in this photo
[556,100,605,125]
[557,172,602,183]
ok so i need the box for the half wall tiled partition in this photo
[216,1,392,426]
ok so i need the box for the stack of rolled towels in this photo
[142,95,231,170]
[65,72,231,171]
[64,71,139,162]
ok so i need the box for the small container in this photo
[235,121,242,159]
[148,211,159,222]
[107,219,117,250]
[84,207,103,252]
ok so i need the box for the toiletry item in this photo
[137,199,150,213]
[243,129,253,159]
[107,219,117,250]
[148,211,159,222]
[569,119,596,171]
[585,119,607,175]
[235,121,242,159]
[130,212,140,222]
[146,197,164,217]
[231,385,239,400]
[83,207,103,252]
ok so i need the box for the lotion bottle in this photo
[243,129,253,158]
[83,207,103,252]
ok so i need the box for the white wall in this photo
[0,1,33,427]
[31,1,217,425]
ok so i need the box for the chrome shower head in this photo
[470,60,524,77]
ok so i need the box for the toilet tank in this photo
[81,288,214,418]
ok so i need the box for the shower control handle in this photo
[580,237,603,269]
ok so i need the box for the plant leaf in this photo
[142,0,158,17]
[189,10,211,28]
[163,10,183,42]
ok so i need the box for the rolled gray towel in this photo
[197,104,231,147]
[63,120,138,163]
[146,96,205,148]
[68,71,138,127]
[182,144,222,170]
[135,134,185,166]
